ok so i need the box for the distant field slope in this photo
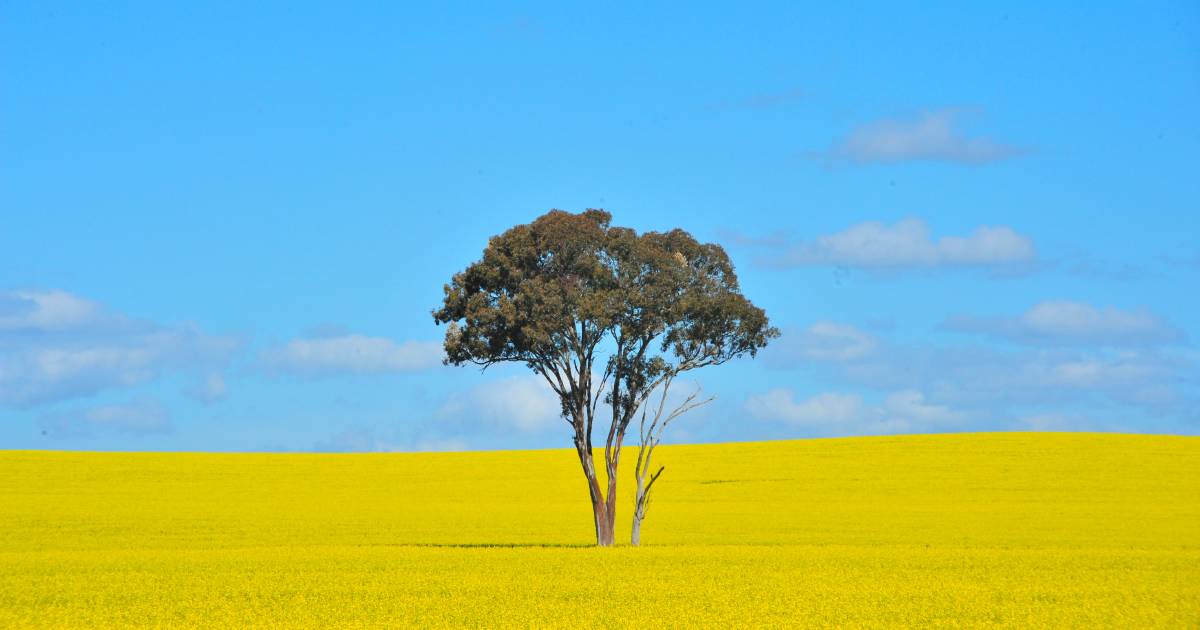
[1,433,1196,627]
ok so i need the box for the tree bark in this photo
[574,438,614,546]
[602,444,621,545]
[630,464,659,547]
[594,498,614,546]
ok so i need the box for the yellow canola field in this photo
[1,432,1197,627]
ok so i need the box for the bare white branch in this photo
[631,375,714,545]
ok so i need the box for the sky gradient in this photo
[3,2,1198,451]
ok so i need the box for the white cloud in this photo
[0,289,110,331]
[768,218,1036,269]
[842,342,1190,416]
[769,321,878,364]
[1036,355,1169,392]
[259,334,443,376]
[759,311,1197,434]
[186,373,228,404]
[746,390,865,427]
[828,108,1025,164]
[745,388,964,436]
[39,399,171,437]
[313,429,402,453]
[84,400,171,432]
[436,375,562,433]
[1018,413,1072,431]
[412,438,471,452]
[0,289,238,406]
[883,390,964,425]
[312,429,471,453]
[944,301,1184,346]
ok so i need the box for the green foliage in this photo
[432,209,778,429]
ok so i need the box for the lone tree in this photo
[433,209,777,546]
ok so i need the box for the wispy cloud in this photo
[0,289,112,332]
[766,321,878,365]
[436,375,563,433]
[312,428,470,453]
[312,429,402,453]
[39,399,172,438]
[0,289,238,406]
[745,388,964,436]
[259,334,443,377]
[843,344,1189,414]
[763,314,1197,433]
[186,373,228,404]
[825,108,1026,165]
[753,218,1036,271]
[747,390,865,426]
[944,301,1185,346]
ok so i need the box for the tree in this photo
[433,209,777,546]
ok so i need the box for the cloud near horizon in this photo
[758,217,1036,270]
[0,289,239,406]
[186,373,228,404]
[842,343,1188,417]
[38,399,172,437]
[759,307,1196,434]
[746,388,964,436]
[435,375,563,433]
[259,334,444,377]
[309,428,472,453]
[827,108,1026,164]
[766,321,878,366]
[944,301,1185,346]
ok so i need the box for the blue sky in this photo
[2,2,1198,451]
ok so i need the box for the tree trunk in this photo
[631,474,651,547]
[603,456,620,545]
[593,496,614,546]
[574,439,615,546]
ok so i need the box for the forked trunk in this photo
[602,452,621,545]
[592,496,614,546]
[575,439,615,546]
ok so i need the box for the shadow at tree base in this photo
[359,543,597,549]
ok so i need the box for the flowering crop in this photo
[0,433,1196,627]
